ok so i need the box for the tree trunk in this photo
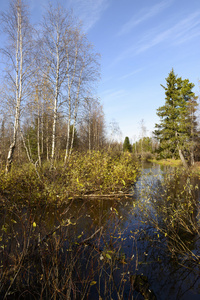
[64,47,77,163]
[50,94,58,167]
[190,151,195,166]
[65,116,71,163]
[41,102,44,155]
[37,104,41,167]
[178,149,188,169]
[190,110,195,166]
[88,110,91,151]
[50,40,60,168]
[20,130,32,163]
[68,67,83,160]
[46,119,49,161]
[6,5,23,174]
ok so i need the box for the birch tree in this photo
[39,3,100,165]
[78,97,105,151]
[1,0,35,173]
[108,120,122,150]
[64,32,100,161]
[139,119,147,160]
[39,4,74,167]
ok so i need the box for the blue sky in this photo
[1,0,200,143]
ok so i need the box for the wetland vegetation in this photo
[0,161,200,299]
[0,1,200,299]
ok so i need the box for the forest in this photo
[0,0,199,176]
[0,0,200,299]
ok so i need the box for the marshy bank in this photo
[0,159,200,299]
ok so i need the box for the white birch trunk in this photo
[50,36,60,167]
[6,4,23,173]
[68,65,83,159]
[64,56,72,162]
[64,47,78,163]
[37,99,41,167]
[20,130,32,163]
[41,102,44,155]
[190,109,195,166]
[88,110,91,152]
[46,119,49,161]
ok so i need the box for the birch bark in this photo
[1,0,35,173]
[5,2,22,173]
[64,44,77,162]
[68,65,84,159]
[50,35,60,167]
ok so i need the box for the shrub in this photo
[0,151,139,204]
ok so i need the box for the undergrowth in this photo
[1,154,200,298]
[0,151,139,205]
[135,168,200,267]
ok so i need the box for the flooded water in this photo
[1,162,200,299]
[56,162,200,299]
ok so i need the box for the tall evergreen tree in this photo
[123,136,132,152]
[154,69,198,167]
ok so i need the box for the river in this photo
[0,162,200,299]
[55,162,200,299]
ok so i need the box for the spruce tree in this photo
[123,136,132,152]
[154,69,198,166]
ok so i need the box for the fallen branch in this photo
[72,193,133,200]
[80,226,103,244]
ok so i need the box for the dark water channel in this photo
[62,162,200,300]
[1,163,200,299]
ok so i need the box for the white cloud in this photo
[119,68,144,80]
[101,89,128,102]
[68,0,110,31]
[114,11,200,63]
[135,11,200,53]
[117,0,172,36]
[29,0,110,31]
